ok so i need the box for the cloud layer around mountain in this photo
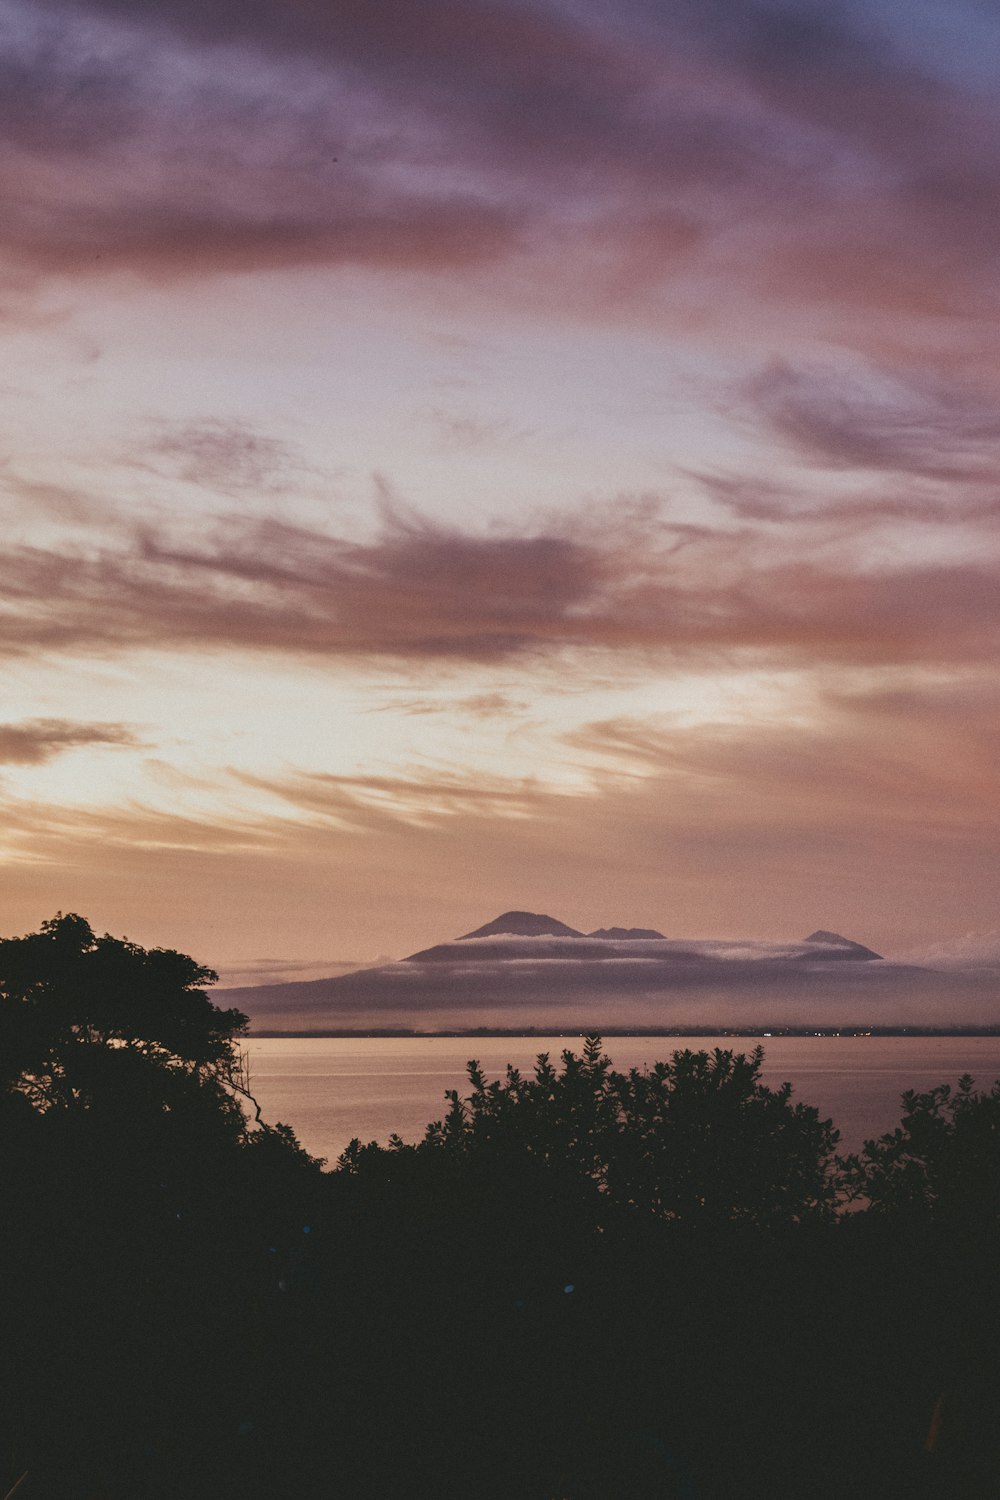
[221,930,1000,1035]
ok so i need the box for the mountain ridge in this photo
[453,911,878,956]
[589,926,667,940]
[211,910,982,1036]
[805,930,883,960]
[457,910,584,940]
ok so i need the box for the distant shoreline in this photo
[248,1025,1000,1039]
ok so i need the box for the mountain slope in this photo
[804,931,882,960]
[457,911,584,940]
[589,926,666,940]
[210,911,983,1034]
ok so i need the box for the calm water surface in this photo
[243,1035,1000,1164]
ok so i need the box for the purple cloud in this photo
[3,500,998,669]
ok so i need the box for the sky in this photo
[3,0,1000,984]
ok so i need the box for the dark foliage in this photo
[844,1074,1000,1227]
[339,1036,842,1227]
[0,911,249,1135]
[4,919,1000,1498]
[0,916,323,1499]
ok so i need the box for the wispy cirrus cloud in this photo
[569,676,1000,839]
[690,354,1000,531]
[234,764,548,831]
[2,662,998,960]
[0,717,139,765]
[3,500,999,670]
[140,418,311,496]
[371,693,530,720]
[743,362,1000,481]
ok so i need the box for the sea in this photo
[242,1034,1000,1165]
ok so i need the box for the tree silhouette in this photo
[7,921,1000,1499]
[845,1072,1000,1225]
[610,1044,841,1226]
[340,1036,842,1228]
[0,911,252,1141]
[0,915,323,1500]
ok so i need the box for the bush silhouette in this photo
[339,1035,842,1228]
[845,1072,1000,1226]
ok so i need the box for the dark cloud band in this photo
[3,503,998,669]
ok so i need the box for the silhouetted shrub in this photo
[339,1035,842,1228]
[845,1073,1000,1226]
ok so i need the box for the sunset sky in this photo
[3,0,999,982]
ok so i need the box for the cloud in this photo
[743,362,1000,481]
[2,473,110,524]
[0,509,603,662]
[234,764,549,832]
[454,692,530,718]
[700,469,1000,528]
[371,692,530,719]
[428,409,530,453]
[3,656,999,969]
[140,418,310,496]
[41,0,626,97]
[0,28,140,155]
[8,192,523,283]
[0,718,139,765]
[688,353,1000,532]
[896,930,1000,971]
[213,955,370,988]
[0,2,529,288]
[27,0,697,199]
[570,673,1000,841]
[4,500,999,671]
[225,947,1000,1035]
[2,0,996,352]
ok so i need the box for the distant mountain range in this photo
[407,911,883,966]
[216,909,999,1033]
[456,911,670,942]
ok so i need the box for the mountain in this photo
[589,926,666,940]
[213,910,990,1034]
[451,914,871,954]
[804,930,882,960]
[415,914,881,967]
[457,911,584,940]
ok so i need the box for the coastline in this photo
[247,1024,1000,1038]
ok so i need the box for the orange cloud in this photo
[3,668,999,963]
[0,718,139,765]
